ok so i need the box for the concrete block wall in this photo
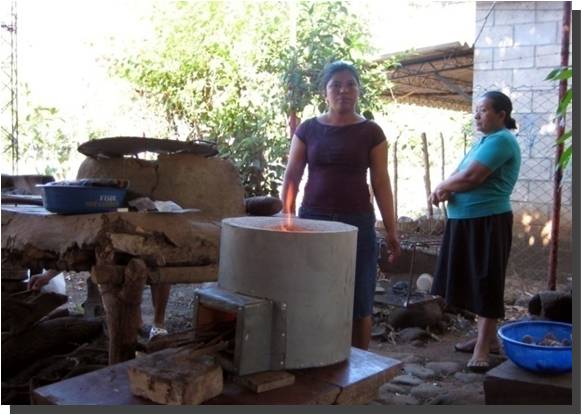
[473,1,572,280]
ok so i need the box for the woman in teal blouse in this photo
[429,91,521,372]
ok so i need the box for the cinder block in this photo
[494,46,535,69]
[513,68,557,89]
[515,22,558,45]
[532,89,561,112]
[519,158,553,181]
[474,48,493,70]
[508,90,533,113]
[535,8,565,22]
[475,25,513,47]
[529,134,560,158]
[474,69,513,90]
[494,9,535,25]
[535,45,562,67]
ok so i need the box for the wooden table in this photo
[1,205,221,363]
[31,347,402,405]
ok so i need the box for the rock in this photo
[397,327,429,342]
[388,302,443,330]
[403,363,435,379]
[411,339,426,347]
[388,394,420,405]
[371,325,386,338]
[453,372,484,383]
[428,384,484,405]
[77,154,246,219]
[378,382,409,395]
[391,374,423,386]
[381,352,423,364]
[409,383,443,401]
[514,294,532,307]
[425,361,462,377]
[244,196,282,216]
[528,291,572,323]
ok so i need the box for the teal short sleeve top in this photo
[447,128,521,219]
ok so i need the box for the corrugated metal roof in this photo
[376,42,474,112]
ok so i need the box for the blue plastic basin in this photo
[497,320,572,374]
[38,185,127,214]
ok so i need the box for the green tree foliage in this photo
[112,1,397,196]
[17,102,73,179]
[546,67,572,169]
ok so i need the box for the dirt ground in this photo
[62,268,568,406]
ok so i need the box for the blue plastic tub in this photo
[38,184,127,214]
[498,320,572,374]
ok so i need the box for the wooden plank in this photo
[91,264,218,285]
[205,376,339,405]
[484,360,572,405]
[128,347,223,405]
[292,347,403,405]
[32,360,149,405]
[32,347,399,406]
[231,371,295,393]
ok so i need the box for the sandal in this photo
[466,358,490,373]
[454,338,500,355]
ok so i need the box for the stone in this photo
[378,382,410,395]
[397,327,429,343]
[77,153,246,219]
[381,352,423,364]
[391,375,424,386]
[387,394,420,405]
[425,361,463,377]
[409,383,443,401]
[403,363,435,380]
[454,372,485,383]
[388,302,443,330]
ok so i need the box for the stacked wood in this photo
[2,316,104,379]
[2,291,68,334]
[127,344,225,405]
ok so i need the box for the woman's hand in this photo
[385,231,401,264]
[429,185,451,206]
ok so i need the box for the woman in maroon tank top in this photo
[281,61,401,350]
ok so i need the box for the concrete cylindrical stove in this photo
[218,216,358,369]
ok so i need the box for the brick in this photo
[474,48,493,70]
[535,45,562,67]
[494,9,535,25]
[514,22,558,45]
[519,158,552,180]
[494,46,535,69]
[475,25,513,47]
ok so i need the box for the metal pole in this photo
[547,1,572,291]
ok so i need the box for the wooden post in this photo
[421,132,433,218]
[440,132,448,218]
[547,1,572,291]
[98,258,148,364]
[392,134,399,221]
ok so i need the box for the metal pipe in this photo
[547,1,572,291]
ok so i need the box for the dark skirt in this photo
[431,211,513,319]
